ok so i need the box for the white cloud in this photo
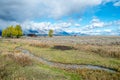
[113,20,120,25]
[21,21,76,32]
[85,18,105,30]
[0,19,19,29]
[104,29,112,32]
[114,1,120,6]
[74,18,120,35]
[74,23,81,27]
[0,0,107,21]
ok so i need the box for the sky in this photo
[0,0,120,35]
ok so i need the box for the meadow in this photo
[0,36,120,80]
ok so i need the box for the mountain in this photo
[24,29,70,36]
[0,30,2,36]
[68,32,89,36]
[53,29,70,36]
[23,29,93,36]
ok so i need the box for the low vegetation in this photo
[0,36,120,80]
[0,40,80,80]
[77,44,120,58]
[8,53,32,67]
[29,43,50,48]
[65,69,120,80]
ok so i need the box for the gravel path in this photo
[15,46,117,73]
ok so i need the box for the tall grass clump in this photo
[8,53,32,67]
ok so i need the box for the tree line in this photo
[2,25,23,38]
[2,25,54,38]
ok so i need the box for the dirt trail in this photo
[15,46,117,73]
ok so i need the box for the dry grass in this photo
[8,53,32,67]
[0,55,14,80]
[0,64,8,79]
[0,39,80,80]
[8,36,120,58]
[0,53,76,80]
[1,36,120,80]
[29,43,50,48]
[75,44,120,58]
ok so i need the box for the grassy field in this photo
[0,36,120,80]
[0,40,80,80]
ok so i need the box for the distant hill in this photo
[53,29,70,36]
[23,29,94,36]
[24,29,71,36]
[0,30,2,36]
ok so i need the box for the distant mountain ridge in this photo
[0,30,2,35]
[24,29,71,36]
[1,29,120,36]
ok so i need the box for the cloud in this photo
[113,20,120,25]
[114,1,120,6]
[0,17,120,35]
[103,29,112,32]
[21,21,74,32]
[84,18,105,30]
[0,0,106,21]
[0,19,19,29]
[83,18,120,31]
[70,18,120,35]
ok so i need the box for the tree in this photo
[2,29,7,37]
[48,29,54,37]
[2,25,23,38]
[15,25,23,38]
[2,26,14,38]
[7,26,15,38]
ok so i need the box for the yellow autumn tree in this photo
[48,29,54,37]
[2,25,23,38]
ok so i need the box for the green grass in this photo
[65,69,120,80]
[0,40,81,80]
[0,54,81,80]
[1,38,120,80]
[23,45,120,71]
